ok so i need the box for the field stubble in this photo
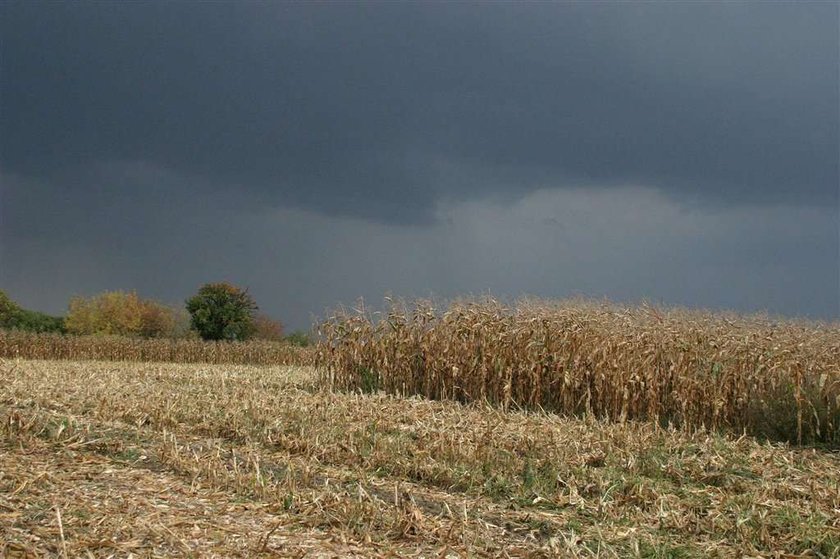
[1,359,839,557]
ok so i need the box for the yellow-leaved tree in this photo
[65,291,177,338]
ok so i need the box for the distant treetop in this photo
[185,282,258,341]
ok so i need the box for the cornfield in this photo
[318,298,840,446]
[0,330,314,366]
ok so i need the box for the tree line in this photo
[0,283,310,345]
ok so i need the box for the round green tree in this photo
[185,283,258,341]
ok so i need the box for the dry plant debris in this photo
[1,359,839,557]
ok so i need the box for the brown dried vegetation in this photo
[0,331,314,366]
[2,360,838,557]
[318,299,840,446]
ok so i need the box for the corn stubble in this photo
[318,299,840,446]
[2,360,839,557]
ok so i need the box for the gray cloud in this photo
[2,3,836,220]
[3,179,836,327]
[0,2,837,326]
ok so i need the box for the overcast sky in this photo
[1,2,838,329]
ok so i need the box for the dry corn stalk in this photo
[317,298,840,446]
[0,331,314,366]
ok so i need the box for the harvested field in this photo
[2,359,839,557]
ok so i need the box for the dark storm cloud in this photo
[2,2,837,227]
[1,2,837,327]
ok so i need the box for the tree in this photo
[65,291,177,337]
[252,313,285,341]
[0,289,66,333]
[66,291,140,335]
[138,299,178,338]
[0,290,17,323]
[185,283,258,341]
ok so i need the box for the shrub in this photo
[12,309,66,333]
[0,290,66,333]
[286,330,312,347]
[185,283,258,341]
